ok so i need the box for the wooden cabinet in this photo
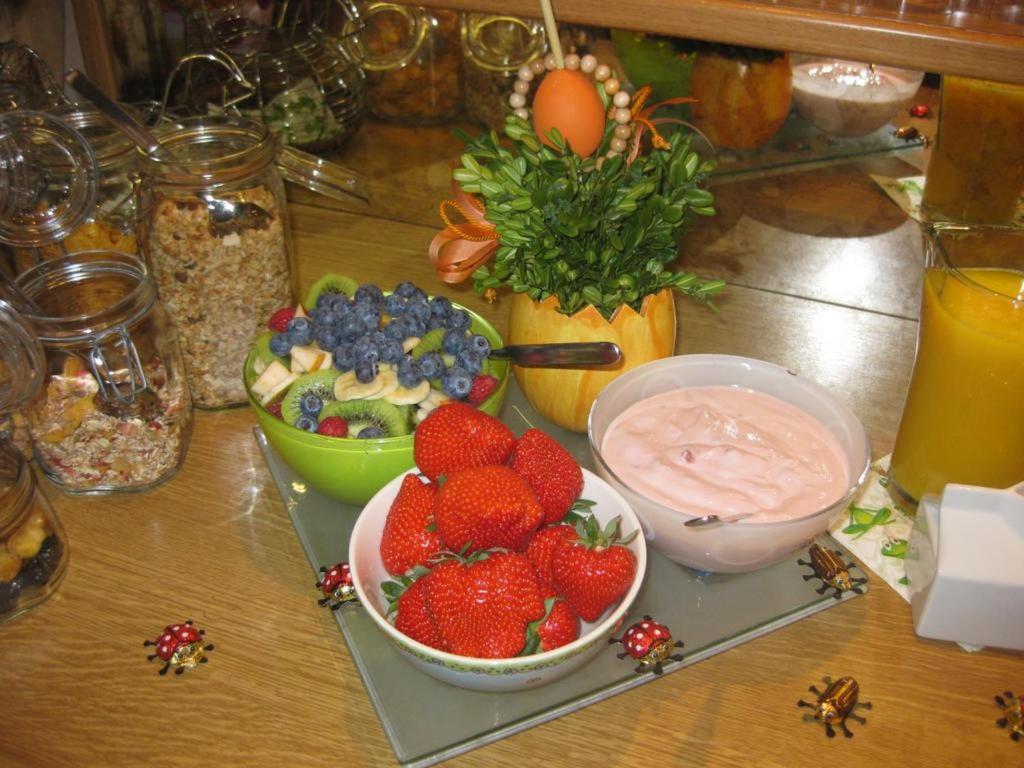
[406,0,1024,84]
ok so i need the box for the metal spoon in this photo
[489,342,621,367]
[683,512,756,527]
[63,68,271,231]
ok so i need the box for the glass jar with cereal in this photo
[16,250,193,493]
[137,115,292,408]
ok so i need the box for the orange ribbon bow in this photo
[428,182,500,284]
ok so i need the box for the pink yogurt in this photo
[600,386,850,523]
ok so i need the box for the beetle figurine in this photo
[609,615,684,674]
[798,675,872,738]
[798,543,867,599]
[317,562,358,610]
[144,620,214,676]
[995,691,1023,741]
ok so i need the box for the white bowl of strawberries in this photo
[349,403,647,692]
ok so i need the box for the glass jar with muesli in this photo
[16,250,192,493]
[137,115,292,408]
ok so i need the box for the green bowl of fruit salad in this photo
[244,275,510,506]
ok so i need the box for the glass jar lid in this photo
[461,14,547,73]
[0,111,98,247]
[341,3,428,72]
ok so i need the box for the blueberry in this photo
[314,326,340,350]
[326,293,351,313]
[429,296,453,320]
[456,349,483,375]
[295,414,319,432]
[333,344,357,372]
[442,329,467,355]
[405,298,431,326]
[406,287,427,303]
[20,535,63,587]
[286,316,313,346]
[355,358,378,384]
[317,310,338,328]
[467,334,491,356]
[446,309,471,333]
[269,333,292,357]
[397,357,423,388]
[393,281,418,298]
[0,578,21,613]
[316,292,336,310]
[384,317,411,340]
[354,303,382,334]
[337,316,362,342]
[379,339,405,365]
[403,316,426,338]
[417,351,444,380]
[306,308,322,326]
[383,293,407,317]
[426,314,448,331]
[352,336,380,364]
[355,284,384,306]
[358,426,385,439]
[441,365,472,399]
[300,393,324,418]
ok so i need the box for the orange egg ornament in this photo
[532,69,607,158]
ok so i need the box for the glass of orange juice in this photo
[887,224,1024,510]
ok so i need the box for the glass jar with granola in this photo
[342,3,463,124]
[16,250,192,493]
[137,115,292,408]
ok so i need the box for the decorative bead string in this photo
[509,53,635,160]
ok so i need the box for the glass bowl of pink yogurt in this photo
[588,354,870,573]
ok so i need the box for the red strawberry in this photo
[434,465,543,552]
[510,428,584,524]
[394,573,447,651]
[317,416,348,437]
[380,474,443,575]
[267,307,295,332]
[524,524,579,595]
[466,374,500,406]
[265,401,283,419]
[425,551,544,658]
[413,402,515,482]
[531,598,580,652]
[552,515,638,622]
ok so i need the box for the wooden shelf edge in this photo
[405,0,1024,84]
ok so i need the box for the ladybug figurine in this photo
[144,620,214,676]
[609,615,684,674]
[317,562,359,610]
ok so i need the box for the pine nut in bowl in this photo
[588,354,870,573]
[348,466,647,692]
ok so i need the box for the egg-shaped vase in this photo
[506,289,677,433]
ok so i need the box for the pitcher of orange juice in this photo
[887,224,1024,510]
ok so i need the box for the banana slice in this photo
[385,379,431,406]
[414,407,431,424]
[424,389,452,409]
[334,371,386,401]
[402,336,420,353]
[373,368,399,400]
[332,371,357,400]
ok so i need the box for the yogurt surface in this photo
[601,386,850,522]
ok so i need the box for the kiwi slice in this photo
[282,369,340,425]
[320,399,410,438]
[305,273,359,309]
[410,328,445,359]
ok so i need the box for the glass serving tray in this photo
[255,382,867,767]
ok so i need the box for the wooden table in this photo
[1,118,1020,768]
